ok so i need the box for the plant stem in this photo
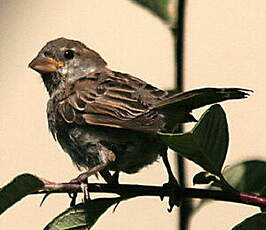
[173,0,192,229]
[175,1,185,90]
[35,182,266,208]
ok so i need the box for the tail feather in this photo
[155,88,252,131]
[154,88,252,111]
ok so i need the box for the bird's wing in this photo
[58,71,167,133]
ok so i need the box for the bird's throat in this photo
[41,72,61,96]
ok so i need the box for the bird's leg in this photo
[112,171,120,183]
[70,163,109,184]
[69,164,108,203]
[70,143,116,202]
[161,152,181,212]
[100,169,120,184]
[71,143,116,183]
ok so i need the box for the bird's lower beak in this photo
[29,56,64,73]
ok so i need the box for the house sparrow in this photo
[29,37,250,192]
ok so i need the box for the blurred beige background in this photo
[0,0,265,229]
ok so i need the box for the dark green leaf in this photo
[160,104,229,175]
[193,172,218,185]
[222,160,266,193]
[130,0,176,28]
[44,197,122,230]
[0,173,44,215]
[197,160,266,212]
[232,212,266,230]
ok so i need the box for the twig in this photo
[34,182,266,208]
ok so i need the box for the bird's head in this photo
[29,37,107,95]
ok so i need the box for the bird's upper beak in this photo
[29,56,64,73]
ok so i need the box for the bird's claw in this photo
[69,176,90,204]
[162,177,181,212]
[68,192,78,206]
[81,182,90,202]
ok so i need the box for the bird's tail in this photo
[153,88,252,130]
[154,88,252,111]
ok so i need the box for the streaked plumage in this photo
[29,38,250,179]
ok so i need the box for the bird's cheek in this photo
[60,66,69,75]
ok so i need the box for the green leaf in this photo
[129,0,177,28]
[0,173,44,215]
[196,160,266,212]
[222,160,266,193]
[160,104,229,175]
[232,212,266,230]
[44,197,122,230]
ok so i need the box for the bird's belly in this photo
[55,125,166,174]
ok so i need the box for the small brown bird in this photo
[29,38,250,193]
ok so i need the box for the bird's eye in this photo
[64,50,75,59]
[43,51,50,57]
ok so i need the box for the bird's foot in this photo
[161,176,181,212]
[100,170,120,184]
[69,164,109,205]
[68,178,90,205]
[68,192,78,207]
[80,182,90,202]
[110,171,119,184]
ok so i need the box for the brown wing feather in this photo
[58,70,167,133]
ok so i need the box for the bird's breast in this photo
[47,96,69,139]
